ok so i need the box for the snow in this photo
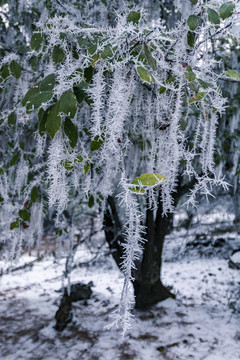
[231,251,240,264]
[0,236,240,360]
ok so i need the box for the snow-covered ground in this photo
[0,232,240,360]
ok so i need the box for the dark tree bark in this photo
[103,192,175,310]
[133,194,175,308]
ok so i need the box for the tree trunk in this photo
[133,194,175,308]
[103,193,175,310]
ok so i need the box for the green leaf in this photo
[9,153,20,166]
[144,44,157,71]
[19,141,25,150]
[52,45,65,64]
[88,42,98,56]
[84,162,90,174]
[131,173,167,187]
[84,66,94,83]
[229,35,238,46]
[64,117,78,148]
[63,161,75,172]
[159,86,166,94]
[189,91,206,103]
[39,74,56,91]
[127,11,141,24]
[187,15,199,31]
[219,2,235,19]
[1,64,9,79]
[101,44,115,59]
[187,31,195,48]
[188,80,200,92]
[166,76,177,85]
[73,82,88,104]
[137,66,152,83]
[185,70,196,82]
[91,53,101,67]
[26,91,53,113]
[197,78,211,89]
[31,186,39,203]
[78,37,90,48]
[225,69,240,79]
[90,135,104,151]
[207,8,220,24]
[22,87,39,106]
[10,60,21,79]
[45,103,61,139]
[60,32,67,40]
[59,90,77,118]
[88,195,94,208]
[159,76,177,94]
[10,218,20,230]
[19,209,31,222]
[22,74,56,106]
[30,32,44,51]
[76,155,83,163]
[8,112,16,127]
[38,108,48,136]
[129,186,146,194]
[190,0,198,4]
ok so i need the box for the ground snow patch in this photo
[0,241,239,360]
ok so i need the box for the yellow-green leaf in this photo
[131,173,167,187]
[63,161,75,171]
[185,71,196,82]
[129,186,146,194]
[225,69,240,80]
[84,162,90,174]
[137,66,152,83]
[189,91,206,103]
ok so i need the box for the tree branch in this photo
[196,22,232,49]
[218,76,240,83]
